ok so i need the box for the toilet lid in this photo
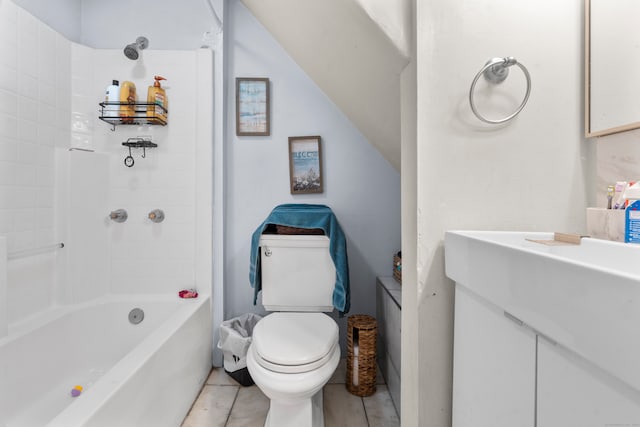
[253,312,339,374]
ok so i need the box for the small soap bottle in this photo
[104,80,120,118]
[147,76,168,124]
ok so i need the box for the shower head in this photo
[124,36,149,60]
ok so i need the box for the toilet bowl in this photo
[247,312,340,427]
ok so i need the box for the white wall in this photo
[0,0,72,323]
[11,0,81,42]
[70,46,213,297]
[595,129,640,207]
[80,0,218,50]
[0,0,214,329]
[225,0,401,343]
[407,0,594,426]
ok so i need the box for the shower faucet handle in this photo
[148,209,165,223]
[110,209,128,223]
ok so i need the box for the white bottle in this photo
[104,80,120,118]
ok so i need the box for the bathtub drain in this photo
[128,308,144,325]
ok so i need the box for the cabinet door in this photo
[452,286,536,427]
[537,337,640,427]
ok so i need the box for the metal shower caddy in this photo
[122,137,157,168]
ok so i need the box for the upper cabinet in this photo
[586,0,640,137]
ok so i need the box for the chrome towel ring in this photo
[469,57,531,124]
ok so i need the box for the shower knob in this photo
[110,209,128,223]
[148,209,165,223]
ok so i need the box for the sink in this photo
[445,230,640,392]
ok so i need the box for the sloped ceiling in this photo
[240,0,409,171]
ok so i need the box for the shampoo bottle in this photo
[104,80,120,118]
[147,76,167,124]
[119,81,137,123]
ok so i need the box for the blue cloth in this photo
[249,204,350,314]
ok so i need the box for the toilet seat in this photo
[252,312,339,374]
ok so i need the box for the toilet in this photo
[247,234,341,427]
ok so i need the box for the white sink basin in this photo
[445,230,640,392]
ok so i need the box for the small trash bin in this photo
[217,313,262,386]
[346,314,377,397]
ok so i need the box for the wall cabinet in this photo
[453,284,640,427]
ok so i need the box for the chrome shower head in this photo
[124,36,149,60]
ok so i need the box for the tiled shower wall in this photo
[0,0,213,326]
[0,0,71,322]
[72,47,210,297]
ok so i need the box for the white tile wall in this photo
[65,150,110,303]
[1,1,70,253]
[0,236,7,338]
[2,0,213,325]
[1,0,72,323]
[71,48,212,297]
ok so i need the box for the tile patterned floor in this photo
[181,359,400,427]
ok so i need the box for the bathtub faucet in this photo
[109,209,128,223]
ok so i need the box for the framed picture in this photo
[236,77,270,136]
[288,136,323,194]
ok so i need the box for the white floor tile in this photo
[225,385,270,427]
[180,385,238,427]
[181,364,400,427]
[363,385,400,427]
[323,384,368,427]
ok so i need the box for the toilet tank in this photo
[259,234,336,312]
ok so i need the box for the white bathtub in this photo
[0,294,212,427]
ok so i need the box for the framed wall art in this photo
[288,136,323,194]
[236,77,270,136]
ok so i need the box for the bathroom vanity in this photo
[445,231,640,427]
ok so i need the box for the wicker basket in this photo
[393,253,402,284]
[346,314,377,397]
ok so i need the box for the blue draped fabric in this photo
[249,204,350,314]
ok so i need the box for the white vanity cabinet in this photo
[537,338,640,427]
[452,287,536,427]
[454,285,640,427]
[445,230,640,427]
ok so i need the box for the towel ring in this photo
[469,57,531,124]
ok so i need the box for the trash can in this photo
[217,313,262,386]
[346,314,377,397]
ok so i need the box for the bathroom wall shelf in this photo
[122,137,157,168]
[98,102,168,130]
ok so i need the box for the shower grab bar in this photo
[8,242,65,260]
[469,56,532,124]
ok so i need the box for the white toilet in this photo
[247,234,341,427]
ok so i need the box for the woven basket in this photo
[346,314,377,397]
[393,254,402,284]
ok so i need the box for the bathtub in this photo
[0,294,212,427]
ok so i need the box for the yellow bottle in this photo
[147,76,167,125]
[119,81,137,123]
